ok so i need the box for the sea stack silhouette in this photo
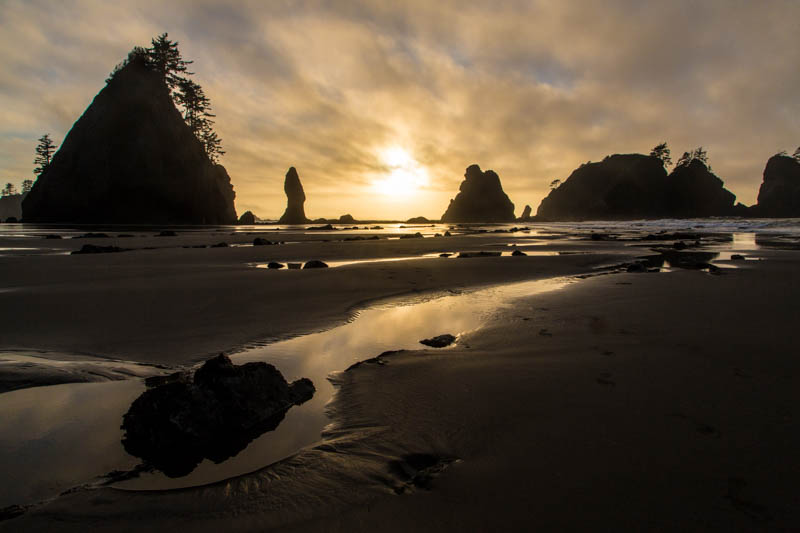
[22,55,236,224]
[441,164,516,222]
[752,154,800,217]
[278,167,310,224]
[536,153,737,221]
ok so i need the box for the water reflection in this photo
[0,276,571,504]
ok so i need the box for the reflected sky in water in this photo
[0,277,570,503]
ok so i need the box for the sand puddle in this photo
[0,276,571,508]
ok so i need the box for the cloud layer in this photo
[2,0,798,219]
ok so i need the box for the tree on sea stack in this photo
[676,147,710,170]
[649,142,672,167]
[33,134,57,176]
[793,147,800,162]
[148,33,193,91]
[21,179,33,194]
[2,183,17,197]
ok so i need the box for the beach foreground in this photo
[1,223,798,531]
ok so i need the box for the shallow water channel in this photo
[0,276,571,507]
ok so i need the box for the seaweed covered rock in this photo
[21,57,236,224]
[753,154,800,217]
[277,167,310,224]
[121,354,314,477]
[441,164,516,222]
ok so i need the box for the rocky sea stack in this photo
[752,154,800,217]
[536,154,737,221]
[441,164,516,222]
[22,56,236,224]
[278,167,310,224]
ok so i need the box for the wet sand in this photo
[2,228,799,530]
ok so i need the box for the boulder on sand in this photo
[121,354,314,477]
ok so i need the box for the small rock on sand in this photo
[420,334,456,348]
[303,260,329,269]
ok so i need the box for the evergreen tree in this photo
[676,147,709,170]
[33,134,57,176]
[649,142,672,167]
[147,33,193,91]
[793,147,800,162]
[2,183,16,197]
[21,179,33,194]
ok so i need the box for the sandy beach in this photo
[1,223,799,531]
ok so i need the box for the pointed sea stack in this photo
[752,154,800,217]
[21,56,236,224]
[277,167,310,224]
[441,164,515,222]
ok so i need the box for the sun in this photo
[372,146,429,197]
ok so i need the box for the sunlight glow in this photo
[372,146,429,197]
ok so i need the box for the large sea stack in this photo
[441,164,516,222]
[536,154,736,221]
[0,194,24,221]
[22,56,236,224]
[752,154,800,217]
[277,167,310,224]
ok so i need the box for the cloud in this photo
[1,0,798,218]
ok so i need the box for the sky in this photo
[1,0,798,220]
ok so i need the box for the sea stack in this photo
[536,153,737,221]
[752,154,800,217]
[278,167,310,224]
[519,205,532,221]
[441,164,516,222]
[21,55,236,224]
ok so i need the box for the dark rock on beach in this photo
[267,261,285,269]
[303,260,328,269]
[74,232,110,239]
[441,164,516,222]
[72,244,127,255]
[21,56,236,224]
[278,167,310,224]
[458,251,502,258]
[420,334,456,348]
[157,230,177,237]
[121,354,314,477]
[253,237,272,246]
[511,249,527,256]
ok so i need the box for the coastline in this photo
[1,225,799,530]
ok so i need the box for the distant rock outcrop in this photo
[238,211,256,225]
[441,165,516,222]
[22,57,236,224]
[536,154,737,221]
[0,194,24,221]
[338,214,356,224]
[277,167,310,224]
[406,216,430,223]
[519,205,532,221]
[752,154,800,217]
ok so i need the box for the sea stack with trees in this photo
[21,34,236,224]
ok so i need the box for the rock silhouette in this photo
[441,164,516,222]
[752,154,800,217]
[519,205,532,221]
[536,154,737,220]
[0,194,23,221]
[238,211,256,225]
[22,56,236,224]
[278,167,310,224]
[121,354,314,477]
